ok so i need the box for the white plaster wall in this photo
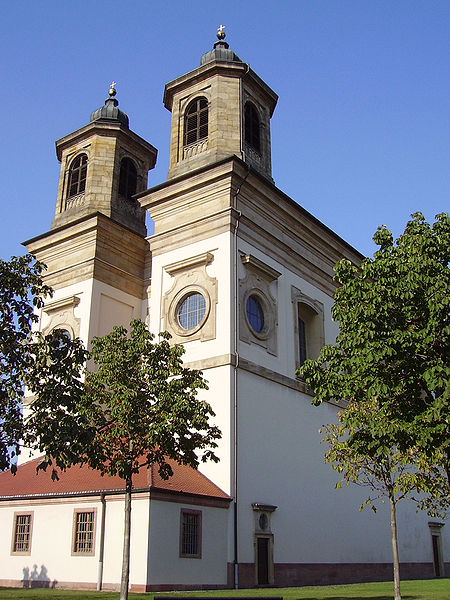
[148,499,229,585]
[194,365,232,496]
[148,231,234,496]
[0,499,102,587]
[37,279,94,346]
[148,231,232,363]
[102,495,150,587]
[236,238,337,379]
[89,279,143,340]
[236,370,449,566]
[0,495,154,589]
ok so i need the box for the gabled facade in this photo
[0,30,447,591]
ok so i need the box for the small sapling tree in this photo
[299,213,450,600]
[32,319,221,600]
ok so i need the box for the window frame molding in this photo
[183,96,209,147]
[239,254,280,355]
[163,252,217,343]
[179,508,202,559]
[252,503,276,586]
[71,507,97,557]
[429,521,445,577]
[11,511,34,556]
[42,295,81,339]
[179,90,211,161]
[65,152,88,202]
[291,287,325,372]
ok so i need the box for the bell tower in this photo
[26,84,158,351]
[164,27,278,181]
[52,84,157,236]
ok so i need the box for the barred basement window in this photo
[180,509,202,558]
[67,154,87,198]
[244,102,261,152]
[73,510,95,555]
[184,97,208,146]
[12,513,32,554]
[119,157,137,200]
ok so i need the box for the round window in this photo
[246,295,264,333]
[53,328,72,357]
[177,292,206,330]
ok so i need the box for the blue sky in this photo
[1,1,448,259]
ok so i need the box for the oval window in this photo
[177,292,206,331]
[53,328,72,357]
[246,295,264,333]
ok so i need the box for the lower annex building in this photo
[0,29,448,591]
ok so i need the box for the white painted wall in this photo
[149,231,233,362]
[0,499,102,587]
[236,368,449,567]
[102,494,150,587]
[148,499,229,586]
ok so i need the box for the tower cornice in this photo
[163,61,277,117]
[55,121,157,166]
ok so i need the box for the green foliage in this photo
[0,255,51,471]
[23,331,90,476]
[321,399,449,517]
[30,318,220,480]
[299,212,450,512]
[61,318,221,481]
[27,318,220,600]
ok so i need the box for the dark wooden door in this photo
[257,537,269,585]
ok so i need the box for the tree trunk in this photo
[389,494,401,600]
[445,448,450,489]
[120,476,132,600]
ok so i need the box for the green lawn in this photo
[0,579,449,600]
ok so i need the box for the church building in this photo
[0,29,447,592]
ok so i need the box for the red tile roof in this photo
[0,456,229,501]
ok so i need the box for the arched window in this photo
[297,301,324,368]
[184,97,208,146]
[119,157,137,200]
[244,102,260,152]
[67,154,88,198]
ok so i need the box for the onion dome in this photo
[200,25,242,66]
[89,82,129,127]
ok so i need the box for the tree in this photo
[0,254,88,472]
[320,399,447,600]
[298,213,449,600]
[29,319,221,600]
[0,254,51,471]
[300,212,449,492]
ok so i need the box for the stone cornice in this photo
[55,121,157,166]
[139,158,361,294]
[164,61,277,115]
[25,213,148,298]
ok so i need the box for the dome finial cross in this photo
[217,24,226,40]
[109,82,117,97]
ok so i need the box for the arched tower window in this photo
[67,154,88,198]
[184,97,208,146]
[244,102,261,152]
[119,157,137,200]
